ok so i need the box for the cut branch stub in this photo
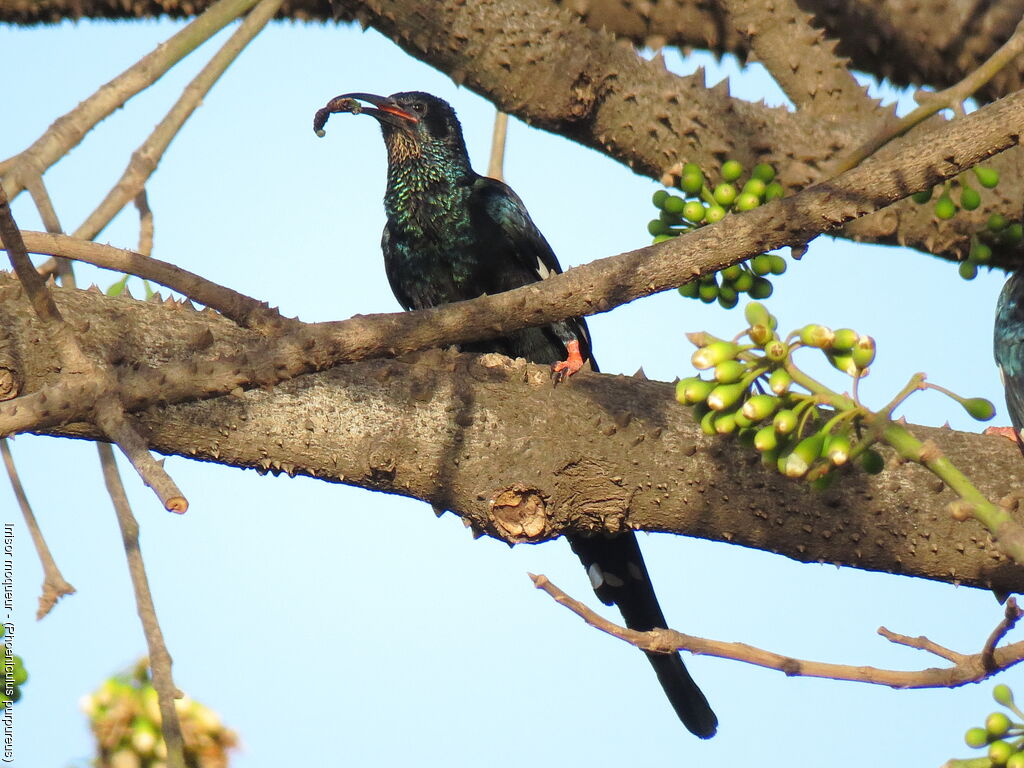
[489,484,550,543]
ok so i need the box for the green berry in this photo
[714,359,748,384]
[676,377,714,405]
[680,172,703,196]
[659,210,683,225]
[652,189,669,209]
[678,281,700,298]
[994,684,1015,707]
[987,712,1012,739]
[692,341,738,369]
[1006,752,1024,768]
[721,160,743,182]
[648,219,669,236]
[827,351,859,377]
[663,195,687,215]
[698,283,719,303]
[713,183,738,207]
[773,409,797,435]
[742,394,780,422]
[749,276,774,299]
[934,194,956,220]
[911,187,933,204]
[990,739,1014,766]
[851,335,876,369]
[763,338,788,362]
[699,408,717,436]
[705,205,727,224]
[783,433,826,478]
[825,434,851,465]
[809,470,834,491]
[960,185,981,210]
[959,260,979,280]
[751,254,773,276]
[744,301,773,328]
[965,727,990,748]
[988,213,1008,232]
[768,368,792,395]
[735,192,761,211]
[963,397,996,421]
[752,163,776,182]
[718,291,739,309]
[683,201,706,223]
[767,254,787,275]
[748,324,773,346]
[831,328,858,352]
[764,181,784,201]
[971,240,993,264]
[732,269,754,293]
[975,166,1000,189]
[1003,223,1023,245]
[799,324,834,349]
[742,178,767,198]
[859,448,885,474]
[722,264,743,282]
[754,425,779,452]
[713,410,738,435]
[708,382,748,411]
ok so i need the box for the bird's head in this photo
[317,91,470,171]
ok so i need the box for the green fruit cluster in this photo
[959,684,1024,767]
[676,303,881,485]
[0,625,26,709]
[958,214,1024,281]
[649,161,787,309]
[82,659,237,768]
[913,166,1000,219]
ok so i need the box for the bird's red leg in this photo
[551,339,585,383]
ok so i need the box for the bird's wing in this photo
[472,176,596,369]
[381,223,416,311]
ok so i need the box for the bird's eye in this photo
[410,103,426,114]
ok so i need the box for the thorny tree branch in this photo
[3,79,1022,445]
[0,187,188,512]
[531,573,1024,689]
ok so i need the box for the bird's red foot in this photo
[551,340,584,384]
[985,426,1020,442]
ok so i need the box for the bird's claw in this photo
[551,340,584,386]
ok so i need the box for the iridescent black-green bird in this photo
[316,91,717,738]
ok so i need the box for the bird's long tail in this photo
[568,532,718,739]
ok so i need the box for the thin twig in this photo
[835,15,1024,174]
[877,627,967,664]
[135,191,154,259]
[0,0,262,201]
[982,597,1023,673]
[15,230,287,332]
[0,439,75,619]
[99,442,186,768]
[24,174,75,286]
[487,111,509,181]
[531,573,1024,688]
[74,0,284,242]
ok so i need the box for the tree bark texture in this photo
[4,272,1024,594]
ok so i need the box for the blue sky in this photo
[1,16,1017,768]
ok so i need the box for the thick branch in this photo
[3,275,1024,593]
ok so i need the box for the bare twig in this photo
[99,443,186,768]
[0,0,261,201]
[877,627,967,664]
[982,597,1023,672]
[487,111,509,181]
[135,191,154,259]
[15,231,287,332]
[73,0,284,242]
[0,439,75,619]
[532,573,1024,688]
